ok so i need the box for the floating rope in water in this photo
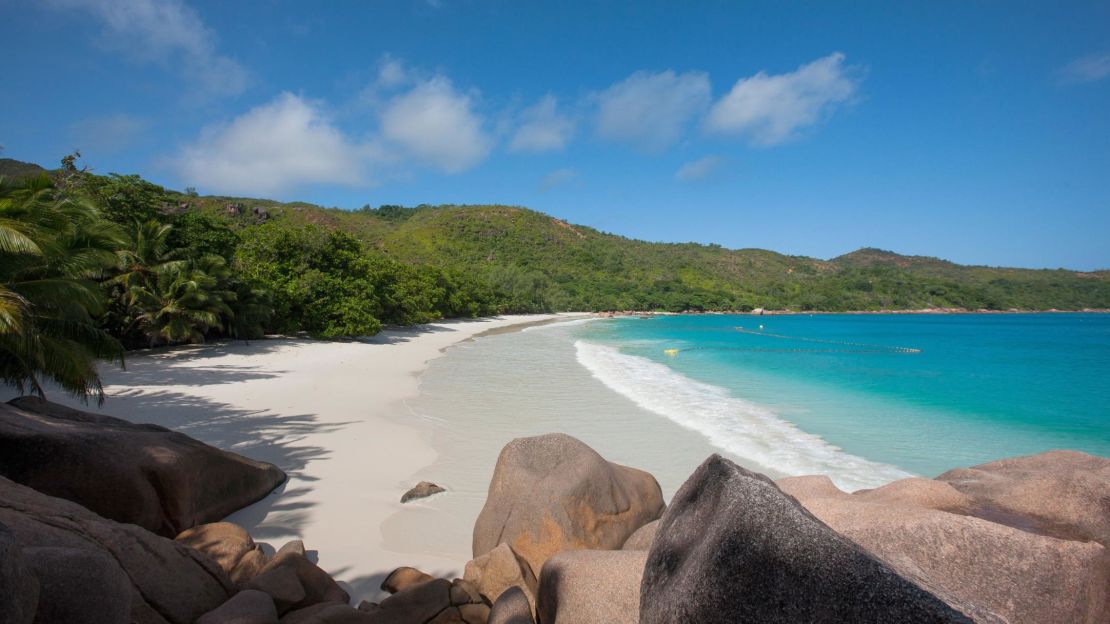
[733,326,922,353]
[663,327,921,356]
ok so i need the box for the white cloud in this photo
[706,52,861,145]
[540,168,577,191]
[175,93,367,196]
[1059,52,1110,84]
[376,55,409,89]
[380,77,492,173]
[675,155,724,182]
[595,70,711,152]
[70,114,149,154]
[44,0,249,97]
[508,95,576,153]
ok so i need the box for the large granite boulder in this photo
[248,551,349,615]
[781,458,1110,624]
[620,520,659,551]
[536,550,646,624]
[0,475,236,624]
[472,434,664,578]
[176,522,258,575]
[488,586,535,624]
[937,450,1110,547]
[197,589,278,624]
[0,521,38,624]
[640,455,974,624]
[464,543,537,612]
[381,567,435,594]
[370,576,490,624]
[23,546,132,624]
[280,602,375,623]
[0,397,286,537]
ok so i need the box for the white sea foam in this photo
[574,340,913,491]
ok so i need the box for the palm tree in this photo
[0,174,125,404]
[126,255,235,346]
[113,219,185,289]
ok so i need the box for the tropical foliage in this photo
[0,174,123,403]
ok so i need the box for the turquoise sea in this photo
[402,311,1110,553]
[575,313,1110,483]
[400,313,1108,556]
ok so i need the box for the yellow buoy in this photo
[663,349,679,357]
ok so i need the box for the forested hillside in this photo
[172,181,1109,313]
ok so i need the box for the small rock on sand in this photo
[401,481,446,503]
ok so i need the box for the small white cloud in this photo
[540,168,577,191]
[175,93,367,196]
[595,70,711,152]
[675,155,724,182]
[508,95,576,153]
[380,77,492,173]
[43,0,249,98]
[706,52,862,146]
[377,55,409,89]
[1059,52,1110,84]
[70,114,148,154]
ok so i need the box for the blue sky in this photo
[1,1,1108,269]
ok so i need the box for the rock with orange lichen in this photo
[471,434,664,580]
[779,453,1110,624]
[463,543,536,611]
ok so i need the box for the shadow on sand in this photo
[96,382,355,540]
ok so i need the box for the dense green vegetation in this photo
[0,172,124,403]
[1,155,1107,401]
[0,157,502,401]
[198,194,1109,314]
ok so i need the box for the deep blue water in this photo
[574,313,1110,479]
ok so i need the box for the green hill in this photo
[6,158,1109,313]
[0,158,47,180]
[174,192,1109,313]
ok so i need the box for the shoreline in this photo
[1,313,577,603]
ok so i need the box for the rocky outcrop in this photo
[488,586,535,624]
[176,522,258,575]
[536,550,646,624]
[175,522,278,588]
[0,475,235,624]
[280,602,375,623]
[0,521,38,624]
[640,455,974,623]
[197,589,278,624]
[937,450,1110,547]
[382,567,436,594]
[401,481,446,503]
[780,454,1110,624]
[369,575,491,624]
[464,540,537,611]
[182,528,361,623]
[248,551,349,615]
[472,434,663,579]
[620,520,658,551]
[0,397,286,537]
[23,547,132,624]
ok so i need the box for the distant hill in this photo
[0,158,47,180]
[6,158,1109,311]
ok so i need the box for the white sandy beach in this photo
[9,314,573,603]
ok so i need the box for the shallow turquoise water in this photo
[575,313,1110,478]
